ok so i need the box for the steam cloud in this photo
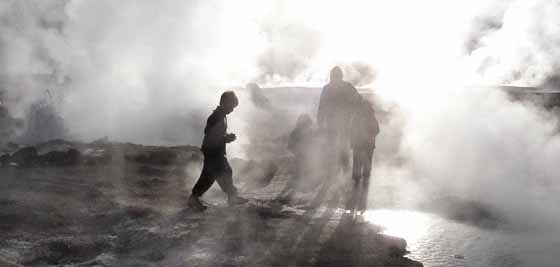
[2,0,560,234]
[374,0,560,231]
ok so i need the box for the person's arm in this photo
[225,133,236,143]
[347,82,362,106]
[317,87,328,129]
[372,114,380,137]
[370,106,380,137]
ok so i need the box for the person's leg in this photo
[189,154,218,211]
[347,148,361,211]
[340,148,351,177]
[215,156,247,206]
[215,156,237,195]
[191,155,218,197]
[358,147,374,212]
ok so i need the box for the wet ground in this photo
[0,141,422,267]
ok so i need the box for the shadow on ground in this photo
[0,140,422,267]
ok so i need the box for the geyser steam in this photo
[2,0,560,232]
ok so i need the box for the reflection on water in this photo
[364,209,431,247]
[362,209,560,267]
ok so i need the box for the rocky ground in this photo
[0,140,423,267]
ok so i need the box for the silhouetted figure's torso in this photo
[288,124,314,156]
[318,80,361,143]
[350,100,379,149]
[201,107,228,156]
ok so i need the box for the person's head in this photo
[329,66,343,82]
[219,91,239,114]
[246,82,260,92]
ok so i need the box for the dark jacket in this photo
[287,125,314,155]
[201,107,228,156]
[317,80,361,139]
[350,101,379,148]
[317,81,361,131]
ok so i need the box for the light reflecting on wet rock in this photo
[362,209,560,267]
[364,209,431,247]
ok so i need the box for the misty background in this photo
[2,0,560,243]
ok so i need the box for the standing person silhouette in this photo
[313,66,361,207]
[277,114,315,203]
[348,97,379,216]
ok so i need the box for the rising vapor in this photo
[2,0,560,232]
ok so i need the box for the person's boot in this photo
[188,195,207,212]
[228,193,248,206]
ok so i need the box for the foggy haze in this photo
[2,0,560,244]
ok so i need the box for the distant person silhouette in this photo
[277,113,316,203]
[347,97,379,215]
[313,66,361,207]
[246,83,271,110]
[317,66,362,135]
[188,91,248,211]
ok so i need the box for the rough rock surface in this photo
[0,140,423,267]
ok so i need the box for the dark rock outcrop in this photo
[39,148,81,166]
[0,139,423,267]
[22,236,114,266]
[10,146,38,167]
[138,165,167,176]
[0,154,10,167]
[127,149,178,165]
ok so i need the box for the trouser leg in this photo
[191,156,217,197]
[348,148,363,210]
[215,156,238,196]
[340,149,351,177]
[358,147,374,212]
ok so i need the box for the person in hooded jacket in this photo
[277,114,316,203]
[347,97,380,215]
[312,66,362,207]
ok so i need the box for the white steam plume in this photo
[2,0,560,233]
